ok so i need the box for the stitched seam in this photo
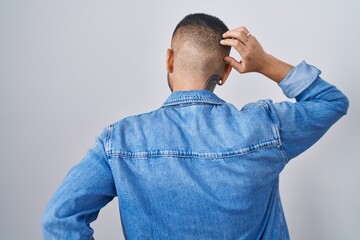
[163,97,224,106]
[260,100,289,165]
[105,124,113,159]
[278,190,287,240]
[108,139,280,159]
[270,119,289,165]
[162,102,224,109]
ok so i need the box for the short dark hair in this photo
[171,13,231,67]
[172,13,229,39]
[170,13,231,91]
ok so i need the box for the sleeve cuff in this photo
[278,60,321,98]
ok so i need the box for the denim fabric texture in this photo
[42,61,349,239]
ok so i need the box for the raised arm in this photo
[267,62,349,161]
[221,27,349,162]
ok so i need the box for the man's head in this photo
[166,13,232,92]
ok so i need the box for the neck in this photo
[169,74,219,92]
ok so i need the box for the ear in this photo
[166,48,174,73]
[219,62,232,85]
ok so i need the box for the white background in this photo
[0,0,359,239]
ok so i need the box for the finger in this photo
[223,26,249,37]
[223,27,250,44]
[224,56,245,73]
[241,26,250,35]
[220,38,246,54]
[223,31,249,46]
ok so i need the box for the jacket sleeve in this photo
[264,61,349,163]
[41,127,116,239]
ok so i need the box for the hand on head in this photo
[220,26,293,83]
[220,27,269,74]
[167,14,293,91]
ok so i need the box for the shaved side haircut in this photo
[171,13,231,91]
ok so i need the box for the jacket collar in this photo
[162,90,226,107]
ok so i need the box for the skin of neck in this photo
[166,48,231,92]
[169,72,210,92]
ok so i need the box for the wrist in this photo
[259,54,293,83]
[259,53,274,76]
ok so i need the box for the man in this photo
[42,13,349,239]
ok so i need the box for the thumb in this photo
[224,56,245,73]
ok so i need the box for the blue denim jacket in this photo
[42,61,349,239]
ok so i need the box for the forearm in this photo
[259,54,294,83]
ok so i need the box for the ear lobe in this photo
[166,49,174,73]
[220,62,232,85]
